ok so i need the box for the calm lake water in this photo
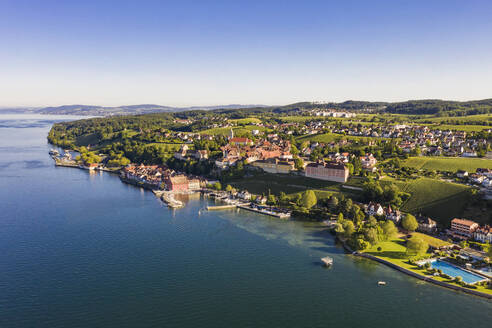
[0,114,491,327]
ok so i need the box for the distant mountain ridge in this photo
[1,98,491,116]
[0,104,265,116]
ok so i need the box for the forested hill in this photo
[5,98,492,117]
[384,99,492,115]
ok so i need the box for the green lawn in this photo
[229,117,262,124]
[381,177,472,224]
[228,173,342,195]
[430,124,491,132]
[410,232,452,248]
[199,125,270,136]
[415,114,492,124]
[402,157,492,173]
[296,132,386,144]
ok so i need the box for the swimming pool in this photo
[430,260,486,284]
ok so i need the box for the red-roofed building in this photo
[305,161,349,183]
[450,218,479,239]
[230,137,253,146]
[165,175,189,192]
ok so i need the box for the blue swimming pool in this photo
[430,260,485,284]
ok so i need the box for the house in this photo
[366,202,384,217]
[462,151,477,157]
[174,144,189,160]
[230,137,253,146]
[456,170,468,178]
[360,154,377,172]
[251,158,295,174]
[188,178,201,191]
[384,206,401,223]
[305,161,349,183]
[237,190,252,200]
[449,218,479,239]
[417,216,437,234]
[165,175,189,192]
[87,163,99,170]
[215,157,238,169]
[470,174,485,184]
[474,225,492,243]
[194,150,209,160]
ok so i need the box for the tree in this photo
[294,157,304,170]
[364,227,379,245]
[381,220,398,240]
[300,190,317,209]
[213,182,222,190]
[267,194,277,205]
[343,220,355,238]
[402,214,418,232]
[356,238,370,251]
[337,212,344,221]
[329,196,339,212]
[406,237,429,257]
[225,184,233,192]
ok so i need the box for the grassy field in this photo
[415,114,492,124]
[228,117,262,124]
[199,125,270,136]
[402,157,492,173]
[277,116,317,123]
[228,173,342,195]
[146,142,188,151]
[410,232,452,248]
[428,124,491,132]
[381,177,472,224]
[296,132,386,144]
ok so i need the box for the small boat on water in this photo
[378,281,387,286]
[321,256,333,267]
[49,149,59,155]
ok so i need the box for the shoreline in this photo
[355,252,492,300]
[51,153,492,300]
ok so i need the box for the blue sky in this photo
[1,0,491,107]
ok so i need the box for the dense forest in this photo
[385,99,492,115]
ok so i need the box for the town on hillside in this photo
[48,104,492,296]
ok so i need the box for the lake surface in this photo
[0,114,491,328]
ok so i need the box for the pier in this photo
[206,204,237,210]
[237,204,291,219]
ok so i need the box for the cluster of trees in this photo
[362,180,409,207]
[167,157,215,176]
[76,147,101,164]
[386,99,492,116]
[335,213,399,251]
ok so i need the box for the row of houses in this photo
[364,202,438,233]
[121,164,205,192]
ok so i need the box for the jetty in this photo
[157,191,184,208]
[237,204,291,219]
[206,204,237,210]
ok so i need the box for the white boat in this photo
[378,281,386,286]
[321,256,333,267]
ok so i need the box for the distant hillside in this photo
[385,99,492,115]
[34,104,264,116]
[2,98,492,117]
